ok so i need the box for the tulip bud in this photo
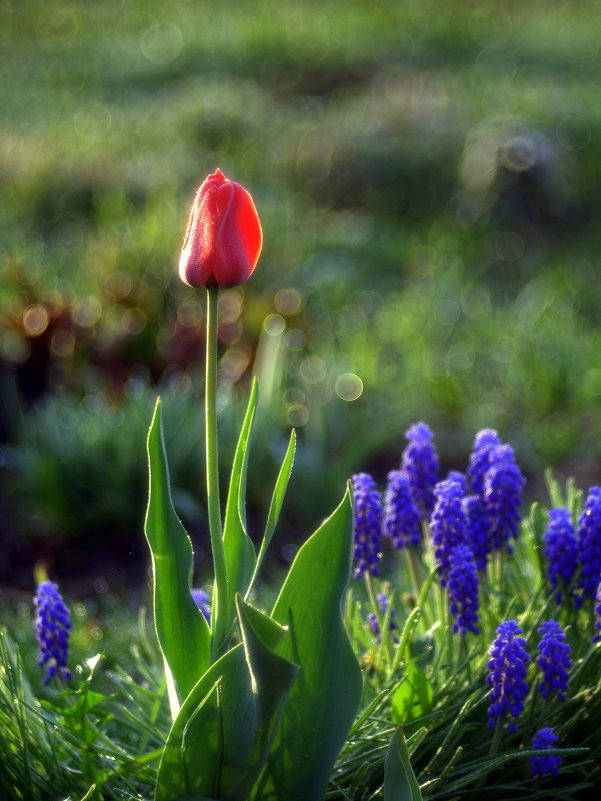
[179,169,262,288]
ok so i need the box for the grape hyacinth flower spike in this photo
[467,428,501,496]
[430,478,467,587]
[483,444,525,552]
[401,422,439,519]
[543,507,577,605]
[575,486,601,608]
[447,544,479,635]
[486,620,530,733]
[352,473,383,578]
[537,620,571,702]
[383,470,421,549]
[530,728,561,777]
[34,581,72,687]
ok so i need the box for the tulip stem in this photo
[206,286,226,656]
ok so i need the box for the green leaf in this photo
[384,727,423,801]
[391,663,433,725]
[248,429,296,598]
[222,379,258,643]
[155,596,298,801]
[145,398,211,717]
[250,485,363,801]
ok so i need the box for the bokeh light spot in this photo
[300,356,327,384]
[275,287,303,315]
[22,304,49,336]
[335,373,363,401]
[435,299,460,327]
[264,314,285,336]
[51,329,75,358]
[140,22,184,65]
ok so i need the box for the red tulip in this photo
[179,169,262,288]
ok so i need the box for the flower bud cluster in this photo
[530,728,562,777]
[575,486,601,608]
[352,473,383,578]
[483,444,525,552]
[536,620,571,702]
[486,620,530,733]
[34,581,72,686]
[430,478,468,587]
[401,422,439,519]
[383,470,421,549]
[462,432,525,570]
[543,508,577,604]
[447,544,479,635]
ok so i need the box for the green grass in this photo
[1,472,600,800]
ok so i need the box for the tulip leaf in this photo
[384,727,423,801]
[248,428,296,598]
[155,595,297,801]
[144,398,210,718]
[391,663,433,725]
[250,485,362,801]
[221,379,258,646]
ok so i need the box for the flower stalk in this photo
[205,285,227,654]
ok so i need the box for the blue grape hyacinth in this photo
[575,486,601,607]
[483,444,525,552]
[191,589,212,623]
[401,422,439,519]
[467,428,501,496]
[537,620,571,701]
[34,581,72,686]
[430,478,467,587]
[486,620,530,733]
[383,470,421,549]
[543,508,577,604]
[530,728,561,777]
[368,593,398,642]
[352,472,383,578]
[447,544,479,635]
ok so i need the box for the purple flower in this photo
[463,493,493,571]
[543,508,577,604]
[447,470,468,495]
[447,544,479,635]
[530,728,561,777]
[486,620,530,733]
[401,422,439,519]
[575,487,601,608]
[430,478,467,587]
[352,473,383,579]
[383,470,421,549]
[34,581,72,687]
[483,444,525,552]
[593,580,601,643]
[191,589,211,624]
[467,428,501,496]
[537,620,570,702]
[368,593,398,642]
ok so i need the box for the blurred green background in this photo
[1,0,601,593]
